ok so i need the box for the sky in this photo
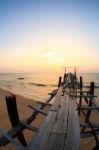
[0,0,99,73]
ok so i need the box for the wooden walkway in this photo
[28,73,80,150]
[0,69,99,150]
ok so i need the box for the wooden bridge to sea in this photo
[0,68,99,150]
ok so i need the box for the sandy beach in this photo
[0,87,99,150]
[0,87,50,150]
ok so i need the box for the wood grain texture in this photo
[28,88,80,150]
[64,99,80,150]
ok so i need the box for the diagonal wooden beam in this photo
[28,105,47,116]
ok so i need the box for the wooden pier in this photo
[0,69,99,150]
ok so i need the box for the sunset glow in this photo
[0,0,99,73]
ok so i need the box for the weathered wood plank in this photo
[28,111,60,150]
[80,122,99,128]
[28,86,66,150]
[52,93,69,134]
[69,95,97,98]
[28,105,47,116]
[64,99,80,150]
[70,90,88,93]
[78,106,99,110]
[37,101,52,106]
[28,82,81,150]
[51,86,63,111]
[46,86,63,135]
[81,129,99,138]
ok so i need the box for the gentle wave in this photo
[28,82,57,87]
[29,82,47,87]
[49,84,57,87]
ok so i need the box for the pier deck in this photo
[28,74,80,150]
[28,92,80,150]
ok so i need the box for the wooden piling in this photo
[85,82,94,122]
[63,73,66,83]
[6,95,27,146]
[82,82,95,132]
[78,76,82,115]
[58,76,62,87]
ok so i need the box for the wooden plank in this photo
[69,95,97,98]
[28,110,60,150]
[45,86,63,135]
[52,93,69,134]
[80,122,99,128]
[20,123,38,132]
[51,86,63,111]
[46,87,64,133]
[28,105,47,116]
[48,89,58,96]
[81,129,99,138]
[28,86,66,150]
[78,106,99,110]
[28,86,80,150]
[58,93,69,121]
[37,101,52,106]
[64,99,80,150]
[39,93,69,150]
[70,91,89,93]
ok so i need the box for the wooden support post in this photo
[85,82,94,122]
[6,95,27,146]
[74,67,77,80]
[63,73,66,83]
[78,76,82,115]
[58,76,62,87]
[82,82,94,132]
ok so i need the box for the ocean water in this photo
[0,73,58,101]
[0,73,99,102]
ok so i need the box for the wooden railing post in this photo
[58,76,62,87]
[85,82,94,122]
[6,95,27,146]
[78,76,82,115]
[82,82,95,132]
[63,73,66,83]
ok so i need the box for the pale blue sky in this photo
[0,0,99,73]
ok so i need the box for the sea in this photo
[0,73,99,102]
